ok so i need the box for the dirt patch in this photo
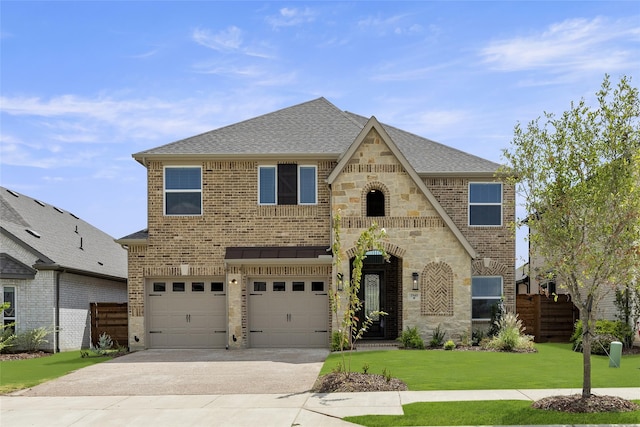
[533,394,640,413]
[312,372,408,393]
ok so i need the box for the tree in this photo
[501,75,640,399]
[330,209,388,375]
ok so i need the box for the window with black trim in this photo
[2,286,16,329]
[273,281,286,292]
[254,281,267,292]
[469,183,502,226]
[292,281,305,291]
[153,282,166,292]
[258,164,316,205]
[211,282,224,292]
[311,281,325,292]
[165,167,202,215]
[192,282,205,292]
[172,282,186,292]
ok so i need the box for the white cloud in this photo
[480,16,640,74]
[357,14,422,36]
[192,26,243,51]
[267,7,317,28]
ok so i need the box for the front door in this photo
[359,271,385,338]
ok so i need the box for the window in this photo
[211,282,224,292]
[258,164,317,205]
[153,282,166,292]
[273,281,286,292]
[366,190,385,216]
[469,183,502,226]
[192,282,205,292]
[472,276,502,320]
[311,281,325,292]
[292,281,305,292]
[2,286,15,329]
[172,282,185,292]
[254,281,267,292]
[165,167,202,215]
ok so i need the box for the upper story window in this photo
[164,167,202,216]
[469,182,502,226]
[366,190,385,217]
[258,164,317,205]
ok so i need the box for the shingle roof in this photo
[134,97,500,174]
[0,187,127,280]
[0,253,37,279]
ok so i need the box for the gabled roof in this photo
[328,117,478,259]
[133,97,500,175]
[0,253,37,279]
[0,187,127,280]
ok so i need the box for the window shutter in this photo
[278,164,297,205]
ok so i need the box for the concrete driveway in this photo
[17,348,329,396]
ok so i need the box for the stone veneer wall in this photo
[331,128,474,341]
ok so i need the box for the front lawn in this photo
[320,343,640,389]
[344,400,640,426]
[0,351,111,394]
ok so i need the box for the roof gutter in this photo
[34,263,127,283]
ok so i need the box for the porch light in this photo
[337,273,344,291]
[412,272,419,290]
[229,278,238,285]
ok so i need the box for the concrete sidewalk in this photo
[2,388,639,426]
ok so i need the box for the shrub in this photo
[397,326,425,349]
[91,332,113,355]
[571,319,633,353]
[16,326,52,352]
[471,329,485,346]
[0,326,16,353]
[483,312,534,352]
[362,362,370,374]
[443,340,456,350]
[429,324,446,348]
[331,331,351,351]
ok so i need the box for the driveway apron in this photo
[17,349,329,396]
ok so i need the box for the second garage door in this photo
[249,279,328,348]
[147,280,227,348]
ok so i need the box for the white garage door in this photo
[249,279,329,348]
[147,280,227,348]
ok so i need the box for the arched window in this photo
[366,190,385,217]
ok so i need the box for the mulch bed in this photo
[312,372,408,393]
[0,351,51,361]
[532,394,640,413]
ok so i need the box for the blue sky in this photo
[1,1,639,265]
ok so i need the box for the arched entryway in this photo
[350,253,402,340]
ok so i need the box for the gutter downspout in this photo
[55,270,61,353]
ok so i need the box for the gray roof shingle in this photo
[134,97,500,174]
[0,187,127,280]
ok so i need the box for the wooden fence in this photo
[516,294,579,343]
[90,302,128,348]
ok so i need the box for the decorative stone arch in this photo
[471,258,510,277]
[361,181,390,217]
[421,261,454,316]
[345,241,406,260]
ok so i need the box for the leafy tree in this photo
[501,75,640,398]
[330,209,388,375]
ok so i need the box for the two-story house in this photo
[118,98,515,350]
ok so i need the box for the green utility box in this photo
[609,341,622,368]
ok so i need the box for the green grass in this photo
[0,351,111,394]
[345,400,640,426]
[322,343,640,389]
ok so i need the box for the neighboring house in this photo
[0,187,127,351]
[118,98,515,350]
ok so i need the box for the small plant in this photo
[332,361,344,374]
[483,311,534,352]
[0,302,16,353]
[16,326,52,352]
[429,324,446,348]
[382,367,392,383]
[471,329,485,346]
[443,339,456,350]
[362,362,370,374]
[90,332,113,355]
[459,330,471,347]
[397,326,425,349]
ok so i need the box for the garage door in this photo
[249,279,328,348]
[147,280,227,348]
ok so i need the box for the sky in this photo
[1,1,639,266]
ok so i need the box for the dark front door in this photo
[359,271,385,338]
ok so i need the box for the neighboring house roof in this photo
[516,263,529,284]
[133,97,500,176]
[0,187,127,281]
[0,253,37,279]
